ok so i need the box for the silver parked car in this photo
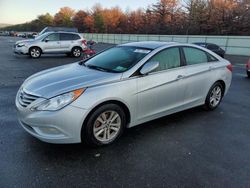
[14,32,87,58]
[16,42,232,146]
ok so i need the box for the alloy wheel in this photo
[209,86,222,107]
[93,111,121,143]
[30,48,40,58]
[73,48,81,57]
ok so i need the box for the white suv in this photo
[14,32,87,58]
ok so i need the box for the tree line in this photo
[2,0,250,35]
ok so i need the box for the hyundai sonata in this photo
[16,42,232,146]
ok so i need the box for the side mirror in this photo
[140,61,159,75]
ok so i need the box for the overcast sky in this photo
[0,0,157,24]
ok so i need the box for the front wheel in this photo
[29,47,41,58]
[71,47,82,58]
[204,82,223,110]
[82,104,126,146]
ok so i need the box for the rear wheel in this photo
[204,82,223,110]
[71,47,82,58]
[29,47,41,58]
[82,104,126,146]
[247,71,250,78]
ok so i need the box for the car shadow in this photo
[13,54,83,60]
[25,106,208,159]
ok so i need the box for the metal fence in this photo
[82,33,250,56]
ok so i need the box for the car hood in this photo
[15,39,35,45]
[22,63,122,98]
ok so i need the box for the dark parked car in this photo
[193,42,225,58]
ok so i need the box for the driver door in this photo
[42,33,61,53]
[136,47,186,123]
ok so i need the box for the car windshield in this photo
[35,32,49,40]
[83,46,151,73]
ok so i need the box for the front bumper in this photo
[13,46,29,55]
[16,97,88,144]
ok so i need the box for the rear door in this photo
[136,47,186,123]
[181,46,215,106]
[60,33,76,52]
[42,33,61,53]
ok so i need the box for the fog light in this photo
[33,127,64,136]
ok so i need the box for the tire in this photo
[29,47,41,58]
[204,82,224,110]
[247,71,250,78]
[82,104,126,146]
[71,47,82,58]
[66,53,71,57]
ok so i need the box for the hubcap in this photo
[93,111,121,143]
[31,49,40,57]
[209,86,222,107]
[73,49,81,57]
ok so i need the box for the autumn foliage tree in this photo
[3,1,250,35]
[72,10,88,32]
[53,7,75,27]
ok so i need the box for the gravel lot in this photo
[0,36,250,187]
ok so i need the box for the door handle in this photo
[177,75,184,80]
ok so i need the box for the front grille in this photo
[18,89,39,108]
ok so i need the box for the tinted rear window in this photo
[60,33,80,41]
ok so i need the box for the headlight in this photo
[31,88,85,111]
[17,43,26,47]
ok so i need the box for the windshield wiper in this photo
[85,64,115,73]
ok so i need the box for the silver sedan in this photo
[16,42,232,146]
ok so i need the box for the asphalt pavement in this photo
[0,36,250,187]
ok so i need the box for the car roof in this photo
[44,31,80,35]
[193,42,218,46]
[119,41,177,50]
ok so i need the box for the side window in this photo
[44,33,59,41]
[73,34,80,40]
[149,47,181,72]
[207,53,219,62]
[183,47,208,65]
[60,33,73,41]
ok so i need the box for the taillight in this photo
[226,64,233,72]
[82,40,87,46]
[246,60,250,68]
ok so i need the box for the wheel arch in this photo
[81,100,131,139]
[204,79,226,105]
[71,46,83,51]
[29,46,43,53]
[215,80,226,96]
